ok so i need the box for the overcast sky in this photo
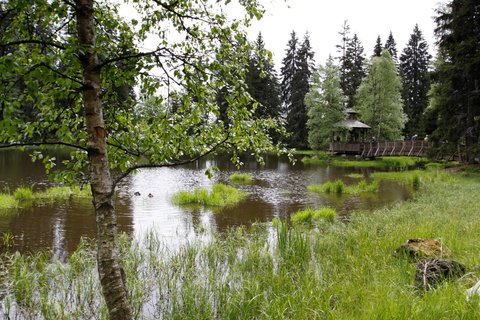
[246,0,448,70]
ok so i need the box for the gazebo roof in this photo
[335,119,371,130]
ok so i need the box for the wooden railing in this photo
[330,140,429,157]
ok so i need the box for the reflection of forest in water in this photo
[0,149,410,256]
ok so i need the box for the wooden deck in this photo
[330,140,429,157]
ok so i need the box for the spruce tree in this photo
[281,31,298,113]
[345,34,366,108]
[285,32,315,148]
[306,56,346,149]
[246,33,282,120]
[373,35,383,57]
[357,50,406,140]
[430,0,480,162]
[336,21,351,95]
[400,25,431,137]
[384,31,398,64]
[336,23,366,109]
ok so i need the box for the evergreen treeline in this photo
[241,0,479,163]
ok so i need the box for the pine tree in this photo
[306,56,346,149]
[246,33,282,120]
[357,50,406,140]
[373,35,383,57]
[430,0,480,162]
[345,34,366,108]
[336,23,366,109]
[400,25,431,138]
[336,21,351,95]
[285,32,315,148]
[281,31,298,113]
[384,31,398,64]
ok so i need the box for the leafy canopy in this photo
[0,0,287,184]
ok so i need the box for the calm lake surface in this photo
[0,149,410,257]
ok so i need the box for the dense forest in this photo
[243,1,479,162]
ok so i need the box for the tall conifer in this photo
[373,35,383,57]
[400,25,431,137]
[430,0,480,162]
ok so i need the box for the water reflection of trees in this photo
[8,195,134,258]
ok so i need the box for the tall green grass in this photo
[2,171,480,319]
[303,155,427,169]
[229,173,253,184]
[291,207,336,225]
[171,183,247,207]
[308,179,378,195]
[0,186,91,214]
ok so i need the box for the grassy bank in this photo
[2,170,480,319]
[0,186,91,214]
[302,154,458,170]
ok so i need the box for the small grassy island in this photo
[171,183,247,207]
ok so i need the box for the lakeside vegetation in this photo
[308,179,379,194]
[301,154,459,170]
[2,168,480,318]
[0,186,91,214]
[229,173,254,184]
[171,183,247,208]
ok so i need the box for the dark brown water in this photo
[0,149,409,257]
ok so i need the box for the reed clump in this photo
[291,207,336,225]
[171,183,247,207]
[229,173,253,184]
[308,179,378,195]
[0,186,91,213]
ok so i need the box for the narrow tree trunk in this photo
[75,1,133,319]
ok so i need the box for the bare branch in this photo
[112,134,229,186]
[98,47,169,69]
[35,63,83,85]
[107,141,141,157]
[0,39,66,50]
[0,141,88,152]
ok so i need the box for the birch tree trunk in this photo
[75,0,133,318]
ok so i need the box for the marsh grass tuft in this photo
[291,207,336,225]
[13,187,34,202]
[308,179,378,195]
[229,173,253,184]
[0,194,18,211]
[346,173,365,179]
[172,183,247,207]
[0,186,91,213]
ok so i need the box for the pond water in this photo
[0,149,410,258]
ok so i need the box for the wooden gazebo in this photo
[330,108,371,154]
